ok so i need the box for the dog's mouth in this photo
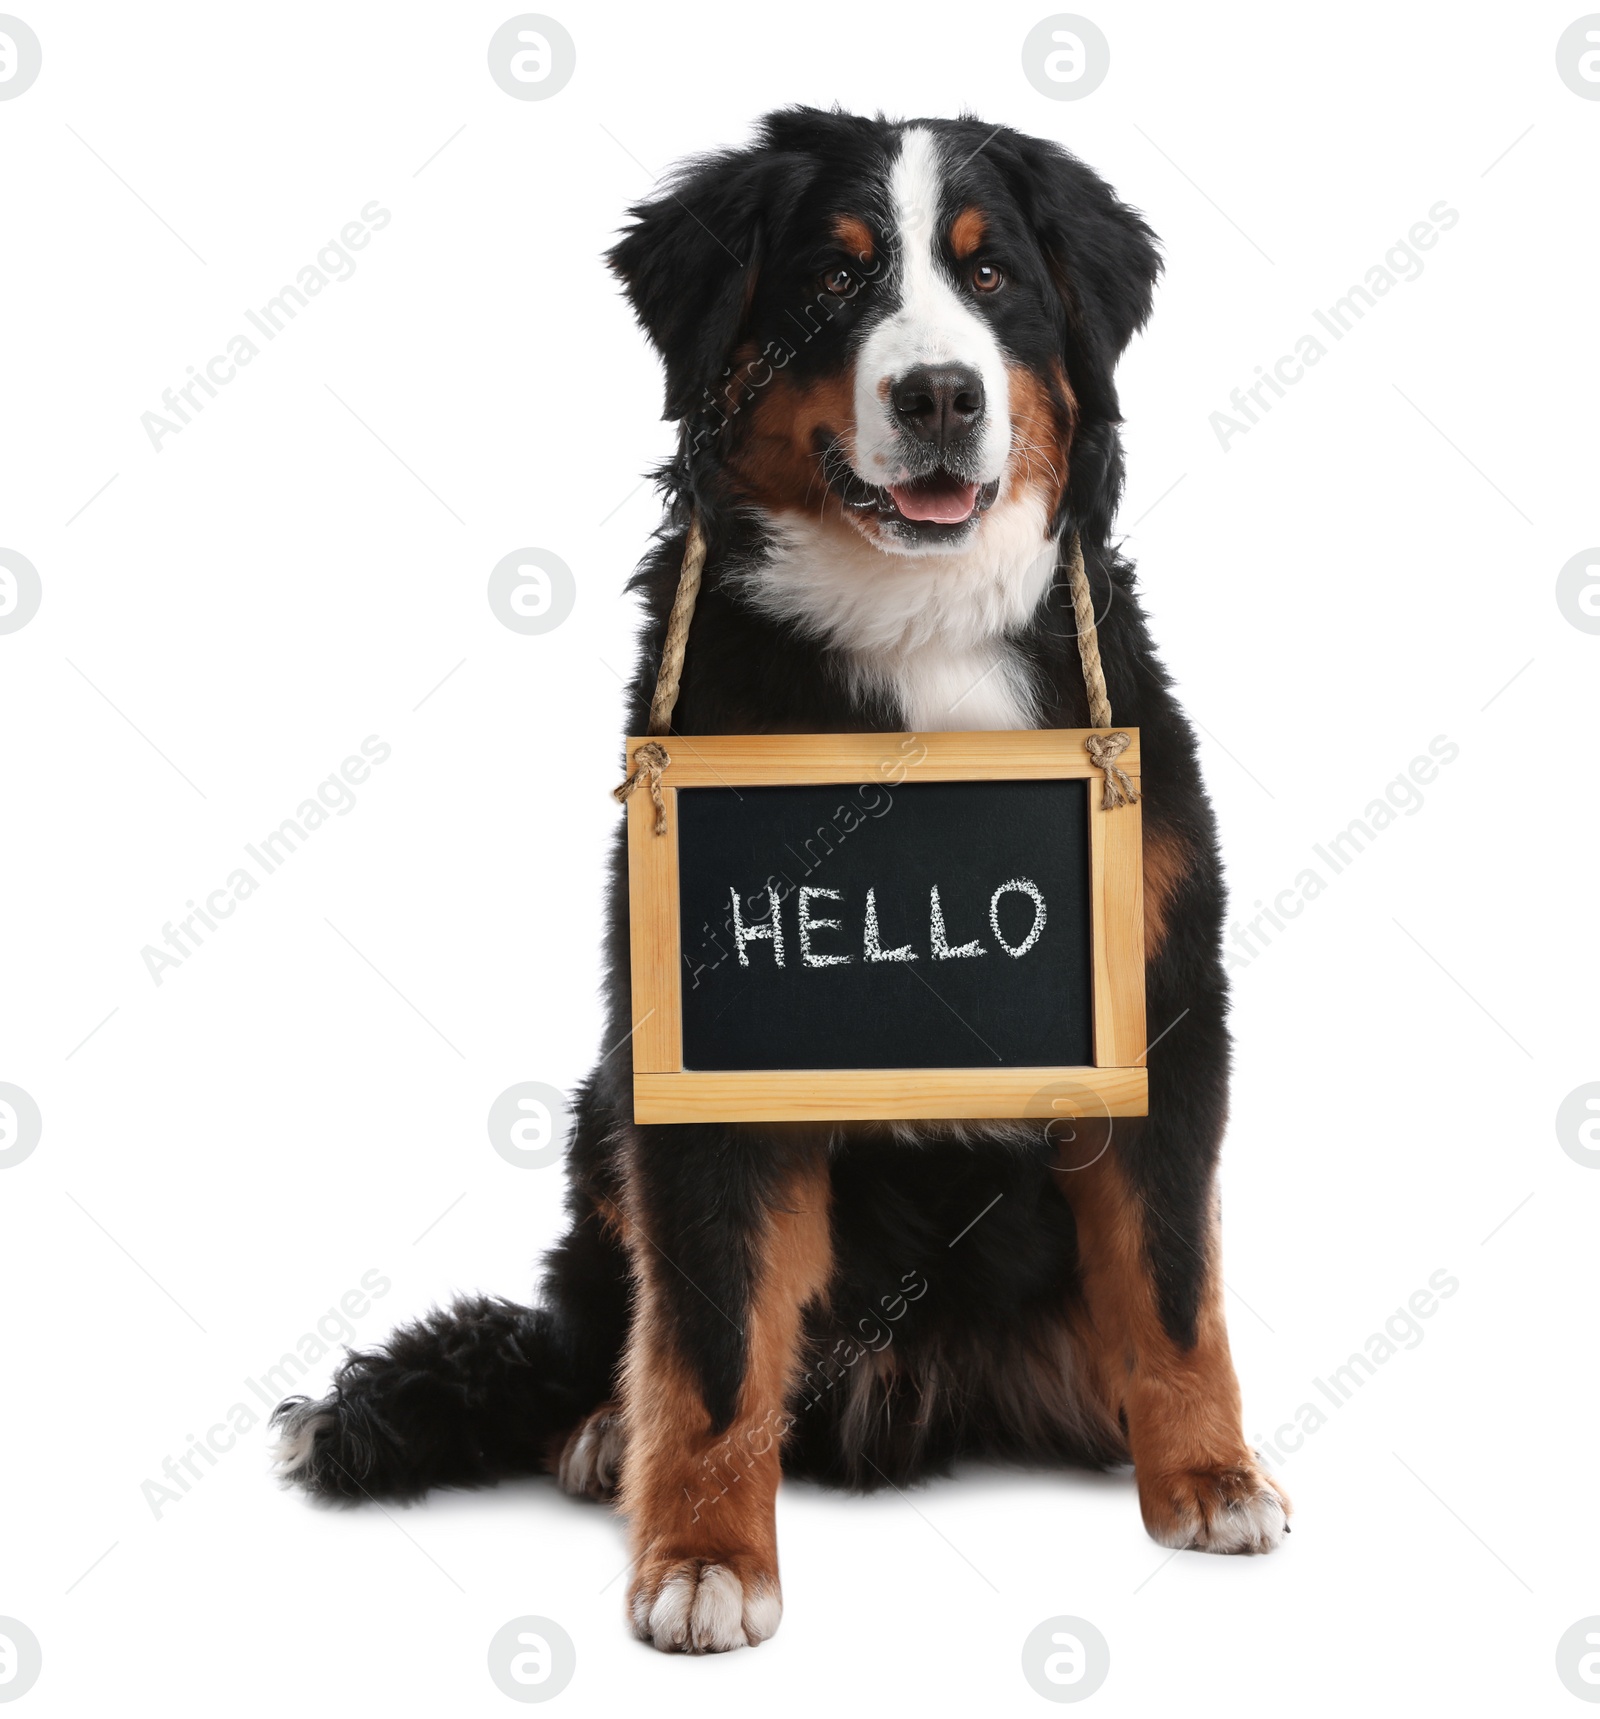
[820,436,1001,534]
[884,470,996,525]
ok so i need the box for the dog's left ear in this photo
[997,135,1161,414]
[608,149,779,423]
[991,134,1160,540]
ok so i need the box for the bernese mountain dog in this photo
[273,105,1289,1654]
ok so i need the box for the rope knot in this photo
[1084,731,1138,810]
[613,740,672,835]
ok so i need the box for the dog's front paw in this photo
[1140,1460,1290,1554]
[628,1555,782,1653]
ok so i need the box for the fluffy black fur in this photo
[274,108,1229,1506]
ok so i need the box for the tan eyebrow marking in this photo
[832,214,874,262]
[950,206,987,258]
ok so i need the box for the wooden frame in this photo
[624,730,1147,1123]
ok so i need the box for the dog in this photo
[273,106,1289,1654]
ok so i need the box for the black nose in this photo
[890,363,985,449]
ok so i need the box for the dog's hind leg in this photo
[618,1126,832,1654]
[556,1400,625,1499]
[272,1207,629,1503]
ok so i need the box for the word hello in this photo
[727,878,1048,969]
[140,1268,390,1519]
[1210,200,1460,452]
[141,736,391,985]
[141,200,392,453]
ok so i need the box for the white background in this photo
[3,1,1597,1713]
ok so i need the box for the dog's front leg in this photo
[618,1126,832,1652]
[1063,1120,1290,1554]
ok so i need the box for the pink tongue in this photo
[888,480,979,524]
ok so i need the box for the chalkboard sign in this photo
[623,732,1147,1124]
[676,780,1092,1071]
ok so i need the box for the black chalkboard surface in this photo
[675,779,1092,1072]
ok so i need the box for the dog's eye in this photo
[971,264,1004,294]
[821,267,857,296]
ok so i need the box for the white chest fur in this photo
[731,498,1060,733]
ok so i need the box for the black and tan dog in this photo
[274,106,1288,1653]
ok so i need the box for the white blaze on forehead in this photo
[852,126,1012,484]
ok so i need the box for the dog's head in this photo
[609,108,1160,557]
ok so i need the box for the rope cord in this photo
[1065,533,1138,809]
[615,518,1137,826]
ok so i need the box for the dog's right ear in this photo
[607,149,775,423]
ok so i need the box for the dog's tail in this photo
[271,1295,599,1502]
